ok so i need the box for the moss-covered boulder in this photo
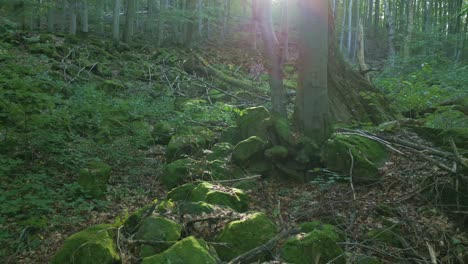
[220,126,241,145]
[237,106,271,140]
[265,145,289,160]
[215,212,277,261]
[232,136,268,164]
[409,126,468,150]
[51,224,120,264]
[167,183,197,201]
[322,134,388,184]
[162,159,199,189]
[142,236,217,264]
[135,217,182,257]
[166,127,214,161]
[177,201,215,215]
[152,121,175,145]
[206,142,233,161]
[78,161,112,198]
[191,182,248,212]
[123,200,159,232]
[167,182,248,212]
[280,222,345,264]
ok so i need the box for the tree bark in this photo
[374,0,380,35]
[357,19,369,81]
[347,0,353,58]
[403,0,414,58]
[279,0,289,61]
[257,0,287,118]
[295,0,331,142]
[47,5,55,32]
[112,0,120,40]
[69,0,77,35]
[123,0,136,42]
[384,0,395,65]
[158,0,166,46]
[80,0,89,34]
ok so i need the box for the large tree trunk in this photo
[112,0,120,40]
[295,0,331,143]
[384,0,396,65]
[123,0,136,43]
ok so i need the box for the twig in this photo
[348,149,356,201]
[202,175,262,184]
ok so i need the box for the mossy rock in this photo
[409,126,468,149]
[220,126,241,145]
[322,134,388,184]
[207,159,231,180]
[141,236,217,264]
[153,121,176,145]
[270,114,294,146]
[207,142,234,161]
[265,145,289,160]
[177,201,215,215]
[365,227,404,248]
[232,136,268,164]
[356,255,381,264]
[280,228,345,264]
[78,161,112,198]
[167,183,197,201]
[123,200,159,232]
[190,182,248,212]
[166,128,214,161]
[215,212,277,261]
[299,221,341,241]
[161,159,199,189]
[237,106,271,140]
[135,217,182,257]
[295,136,321,165]
[51,224,120,264]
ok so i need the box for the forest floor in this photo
[1,30,467,263]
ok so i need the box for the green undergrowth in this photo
[0,29,241,258]
[375,56,468,129]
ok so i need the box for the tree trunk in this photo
[47,5,55,32]
[374,0,380,35]
[403,0,414,58]
[295,0,331,143]
[197,0,203,38]
[279,0,289,61]
[384,0,395,65]
[257,0,287,118]
[123,0,136,42]
[347,0,353,58]
[69,0,77,35]
[357,19,369,81]
[80,0,89,34]
[367,0,374,29]
[97,0,104,33]
[112,0,120,40]
[158,0,166,46]
[339,0,347,51]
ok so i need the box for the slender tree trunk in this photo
[158,0,166,46]
[47,5,55,32]
[352,0,359,62]
[80,0,89,34]
[184,0,196,47]
[384,0,395,65]
[60,0,66,32]
[98,0,104,33]
[280,0,289,62]
[197,0,203,38]
[357,19,369,81]
[374,0,380,35]
[123,0,136,42]
[112,0,120,40]
[347,0,353,57]
[403,0,413,58]
[295,0,331,142]
[257,0,287,118]
[69,0,77,35]
[339,0,347,51]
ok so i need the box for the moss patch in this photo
[190,182,248,212]
[215,212,277,261]
[135,217,182,257]
[280,229,344,264]
[51,224,120,264]
[141,236,217,264]
[232,136,268,164]
[322,134,388,184]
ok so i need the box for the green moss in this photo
[152,121,175,145]
[299,221,341,241]
[237,106,271,140]
[232,136,268,164]
[141,236,217,264]
[190,182,248,212]
[51,224,120,264]
[167,183,197,201]
[161,159,194,189]
[270,115,294,146]
[215,212,277,261]
[265,145,289,160]
[78,161,112,198]
[166,135,206,161]
[207,142,233,161]
[135,217,182,257]
[232,179,259,191]
[123,200,159,232]
[322,134,388,184]
[219,126,241,145]
[177,201,215,215]
[280,229,345,264]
